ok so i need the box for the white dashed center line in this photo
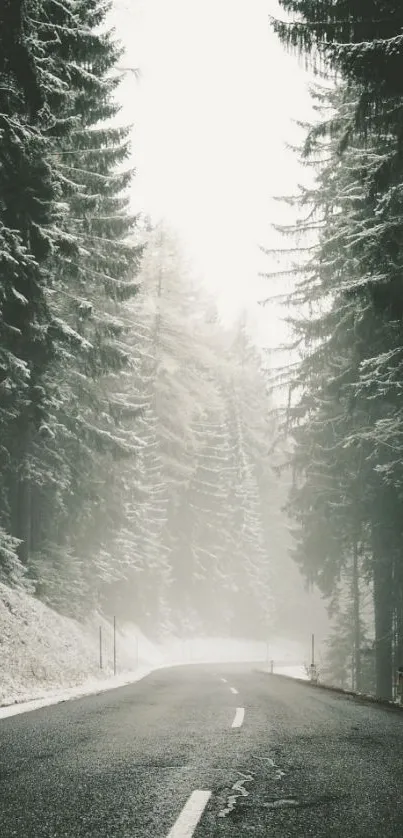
[166,790,212,838]
[230,686,238,695]
[232,707,245,728]
[220,677,227,683]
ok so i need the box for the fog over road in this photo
[1,664,403,837]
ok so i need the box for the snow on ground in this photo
[272,664,309,680]
[0,582,309,719]
[0,669,158,720]
[0,582,165,715]
[163,636,310,671]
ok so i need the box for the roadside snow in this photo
[0,582,309,720]
[273,664,309,680]
[0,667,156,719]
[0,582,165,715]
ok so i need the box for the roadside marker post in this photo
[99,625,103,670]
[397,666,403,704]
[113,616,117,676]
[310,633,318,684]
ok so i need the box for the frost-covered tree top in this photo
[273,2,403,125]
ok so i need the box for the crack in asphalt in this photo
[263,798,299,809]
[217,771,255,818]
[252,753,286,780]
[257,793,346,811]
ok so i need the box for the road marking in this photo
[230,686,238,695]
[232,707,245,728]
[220,677,227,683]
[166,790,212,838]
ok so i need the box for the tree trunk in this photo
[394,557,403,685]
[372,526,393,699]
[10,416,32,564]
[352,538,362,691]
[30,482,42,557]
[16,477,31,564]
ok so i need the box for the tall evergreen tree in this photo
[266,77,403,697]
[269,2,403,698]
[0,0,75,569]
[30,0,143,610]
[0,0,143,613]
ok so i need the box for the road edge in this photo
[256,668,403,713]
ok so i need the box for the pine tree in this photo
[272,0,403,104]
[222,325,275,638]
[271,7,403,691]
[0,0,144,612]
[266,76,403,697]
[27,0,143,606]
[0,0,76,570]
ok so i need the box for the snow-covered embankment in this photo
[0,582,163,715]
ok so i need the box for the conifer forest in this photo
[270,0,403,699]
[0,0,284,644]
[2,0,403,702]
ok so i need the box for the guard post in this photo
[397,666,403,704]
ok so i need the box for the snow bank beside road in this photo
[0,667,157,719]
[0,582,162,713]
[271,664,309,680]
[0,581,311,719]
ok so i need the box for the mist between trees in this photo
[1,1,322,658]
[266,1,403,700]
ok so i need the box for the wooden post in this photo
[310,633,318,683]
[113,616,116,676]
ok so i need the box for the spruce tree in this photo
[0,0,74,569]
[267,77,403,697]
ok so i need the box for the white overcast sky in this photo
[111,0,314,344]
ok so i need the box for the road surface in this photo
[1,664,403,836]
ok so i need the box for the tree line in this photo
[0,1,287,640]
[270,1,403,698]
[1,0,140,594]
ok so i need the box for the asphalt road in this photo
[1,664,403,837]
